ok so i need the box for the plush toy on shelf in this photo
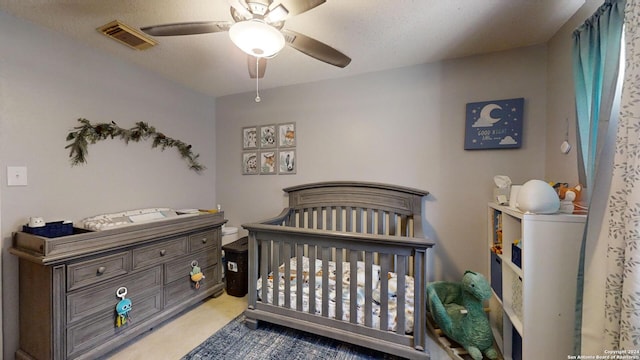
[427,271,498,360]
[552,183,586,214]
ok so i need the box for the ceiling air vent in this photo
[97,20,157,50]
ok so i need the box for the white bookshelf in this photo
[487,203,586,360]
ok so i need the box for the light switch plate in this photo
[7,166,28,186]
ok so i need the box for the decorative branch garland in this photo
[65,118,205,173]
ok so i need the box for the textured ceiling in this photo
[0,0,585,97]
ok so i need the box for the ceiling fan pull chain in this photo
[255,57,261,103]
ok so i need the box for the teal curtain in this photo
[572,0,625,191]
[572,0,626,354]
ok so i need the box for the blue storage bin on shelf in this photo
[512,327,523,360]
[23,221,73,238]
[512,243,522,268]
[490,252,503,300]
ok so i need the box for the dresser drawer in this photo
[132,236,188,270]
[67,266,162,324]
[66,290,162,358]
[67,251,132,291]
[189,229,218,253]
[164,265,217,308]
[165,250,218,284]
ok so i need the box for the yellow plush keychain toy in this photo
[190,260,205,289]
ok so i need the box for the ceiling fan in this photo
[141,0,351,79]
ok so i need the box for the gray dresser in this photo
[10,212,226,360]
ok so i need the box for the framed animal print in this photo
[260,151,277,174]
[278,149,296,174]
[259,124,277,149]
[242,123,298,175]
[242,152,258,175]
[242,126,258,150]
[278,122,296,147]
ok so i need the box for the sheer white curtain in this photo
[602,1,640,348]
[580,0,640,353]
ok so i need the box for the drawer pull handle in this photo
[201,238,208,244]
[160,249,166,256]
[97,266,106,275]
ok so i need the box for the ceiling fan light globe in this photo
[229,20,285,58]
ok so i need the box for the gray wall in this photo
[0,11,217,359]
[216,44,549,282]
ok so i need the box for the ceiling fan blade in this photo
[282,30,351,68]
[248,56,267,79]
[141,21,232,36]
[275,0,326,17]
[227,0,253,22]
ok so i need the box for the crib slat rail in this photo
[244,225,433,360]
[243,181,432,360]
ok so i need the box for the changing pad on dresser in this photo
[80,207,198,231]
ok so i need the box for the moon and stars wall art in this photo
[464,98,524,150]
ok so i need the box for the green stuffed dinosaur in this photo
[427,270,498,360]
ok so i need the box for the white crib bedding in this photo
[256,256,415,333]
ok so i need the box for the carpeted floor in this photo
[181,314,407,360]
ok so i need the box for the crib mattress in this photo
[257,256,415,333]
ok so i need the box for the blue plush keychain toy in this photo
[115,286,132,327]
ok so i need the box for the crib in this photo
[242,181,434,359]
